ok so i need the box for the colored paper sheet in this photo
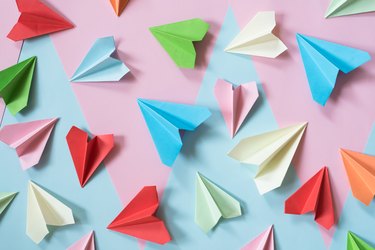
[225,11,287,58]
[109,0,129,16]
[66,126,114,187]
[107,186,171,244]
[0,56,36,115]
[137,98,211,166]
[67,231,95,250]
[70,36,129,82]
[0,118,58,169]
[347,231,375,250]
[195,172,241,232]
[7,0,73,41]
[296,33,371,106]
[241,225,274,250]
[149,18,209,68]
[0,98,5,125]
[228,122,307,194]
[325,0,375,18]
[214,79,259,138]
[0,192,17,215]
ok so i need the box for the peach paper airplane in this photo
[67,231,95,250]
[0,118,58,169]
[7,0,74,41]
[109,0,129,16]
[285,167,335,230]
[66,126,114,187]
[107,186,171,244]
[340,148,375,206]
[241,225,274,250]
[214,79,259,138]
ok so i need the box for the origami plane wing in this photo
[214,79,259,138]
[66,126,114,187]
[285,167,335,230]
[27,181,74,244]
[71,36,129,82]
[0,118,58,169]
[7,0,74,41]
[225,11,287,58]
[149,19,209,68]
[138,99,211,166]
[325,0,375,18]
[241,225,274,250]
[296,33,371,106]
[0,56,36,115]
[109,0,129,16]
[195,172,241,233]
[0,192,17,215]
[107,186,171,244]
[340,149,375,206]
[228,123,307,194]
[67,231,95,250]
[347,231,375,250]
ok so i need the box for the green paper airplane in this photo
[347,231,375,250]
[0,192,17,215]
[149,18,209,68]
[325,0,375,18]
[195,172,241,233]
[0,56,36,115]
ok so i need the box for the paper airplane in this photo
[107,186,171,244]
[66,126,114,187]
[109,0,128,16]
[325,0,375,18]
[225,11,287,58]
[228,123,307,195]
[347,231,374,250]
[137,99,211,166]
[0,118,58,170]
[67,231,95,250]
[241,225,274,250]
[0,192,17,216]
[71,36,129,82]
[340,149,375,206]
[27,181,75,244]
[296,33,371,106]
[285,167,335,230]
[149,18,209,68]
[0,56,36,115]
[195,172,241,232]
[214,79,259,138]
[7,0,74,41]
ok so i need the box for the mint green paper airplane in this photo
[0,192,17,215]
[195,172,241,232]
[347,231,375,250]
[325,0,375,18]
[0,56,36,115]
[149,18,209,68]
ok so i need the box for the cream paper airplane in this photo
[26,181,75,244]
[225,11,287,58]
[228,123,307,194]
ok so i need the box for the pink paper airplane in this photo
[67,231,95,250]
[0,118,58,169]
[214,79,259,138]
[242,225,274,250]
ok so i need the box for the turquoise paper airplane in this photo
[137,99,211,166]
[71,36,129,82]
[296,33,371,106]
[0,192,17,216]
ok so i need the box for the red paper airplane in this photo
[107,186,171,244]
[66,126,114,187]
[284,166,335,229]
[7,0,74,41]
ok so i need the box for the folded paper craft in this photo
[149,18,209,68]
[0,118,58,169]
[7,0,74,41]
[67,231,95,250]
[107,186,171,244]
[195,172,241,233]
[340,149,375,206]
[214,79,259,138]
[228,122,307,194]
[0,56,36,115]
[71,36,129,82]
[325,0,375,18]
[0,98,5,125]
[241,225,274,250]
[138,99,211,166]
[296,33,371,106]
[225,11,287,58]
[109,0,128,16]
[0,192,17,216]
[66,126,114,187]
[27,181,75,244]
[285,167,335,230]
[347,231,375,250]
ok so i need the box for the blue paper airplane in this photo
[138,99,211,166]
[296,33,371,106]
[71,36,129,82]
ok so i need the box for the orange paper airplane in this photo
[109,0,129,16]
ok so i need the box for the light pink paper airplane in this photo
[0,118,58,169]
[214,79,259,138]
[242,225,274,250]
[67,231,95,250]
